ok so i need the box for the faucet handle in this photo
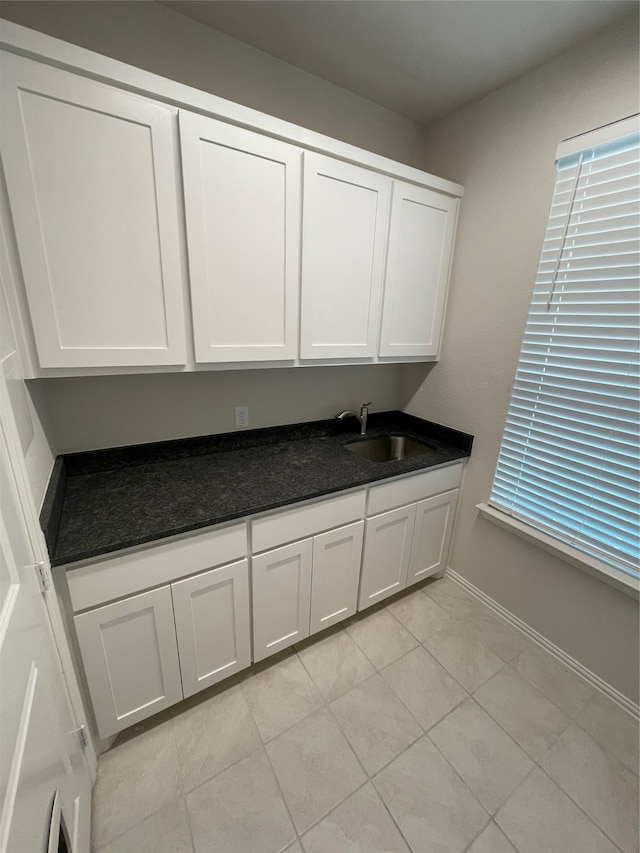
[361,401,372,411]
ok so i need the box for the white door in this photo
[0,377,91,852]
[300,153,391,359]
[180,112,301,363]
[358,504,417,611]
[310,521,364,634]
[379,182,458,358]
[0,53,187,369]
[172,559,251,698]
[407,490,459,586]
[252,539,312,662]
[74,587,183,738]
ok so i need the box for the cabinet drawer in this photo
[67,522,247,611]
[251,490,366,553]
[367,462,462,517]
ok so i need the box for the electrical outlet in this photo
[234,406,249,429]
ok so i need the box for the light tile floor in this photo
[92,576,639,853]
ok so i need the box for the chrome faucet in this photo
[335,402,372,436]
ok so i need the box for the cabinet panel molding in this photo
[172,559,251,698]
[180,112,301,363]
[73,586,182,738]
[310,520,364,634]
[358,504,417,610]
[0,54,187,368]
[408,489,459,585]
[252,538,313,661]
[380,183,458,358]
[300,153,391,359]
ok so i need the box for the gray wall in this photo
[38,367,403,453]
[0,0,427,167]
[404,13,640,703]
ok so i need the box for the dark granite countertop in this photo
[41,411,473,567]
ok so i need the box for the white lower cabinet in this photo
[74,586,183,738]
[359,467,461,611]
[358,505,417,610]
[69,523,252,738]
[75,557,252,737]
[252,522,365,661]
[407,490,459,586]
[251,492,366,662]
[69,465,463,737]
[252,539,313,663]
[310,521,364,634]
[172,559,251,698]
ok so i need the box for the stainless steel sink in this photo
[345,434,437,462]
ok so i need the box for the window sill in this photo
[476,503,639,599]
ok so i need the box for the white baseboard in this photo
[445,568,639,720]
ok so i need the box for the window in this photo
[487,116,639,589]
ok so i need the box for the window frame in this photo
[481,115,640,598]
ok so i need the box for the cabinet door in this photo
[407,489,459,586]
[310,521,364,634]
[379,182,458,358]
[180,112,301,362]
[252,539,312,662]
[0,54,187,369]
[74,587,182,738]
[172,559,251,698]
[300,153,391,359]
[358,504,416,611]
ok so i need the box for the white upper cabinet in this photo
[180,113,301,362]
[0,54,187,369]
[0,34,463,373]
[300,153,392,359]
[379,182,458,358]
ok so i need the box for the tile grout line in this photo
[418,638,633,848]
[294,632,377,705]
[315,694,419,853]
[409,584,637,851]
[467,651,574,764]
[91,721,187,852]
[167,720,197,853]
[268,641,423,848]
[529,763,629,853]
[236,647,371,846]
[398,584,635,850]
[235,663,307,847]
[459,816,496,853]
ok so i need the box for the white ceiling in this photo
[162,0,637,126]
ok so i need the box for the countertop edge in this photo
[53,455,468,569]
[47,413,473,568]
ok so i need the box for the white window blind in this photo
[489,119,640,583]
